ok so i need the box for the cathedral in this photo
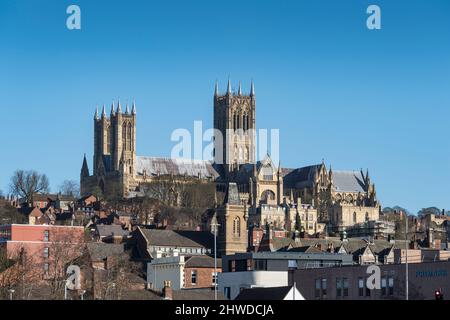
[80,79,380,252]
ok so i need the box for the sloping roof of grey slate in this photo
[95,224,130,237]
[86,243,125,261]
[135,156,219,179]
[332,170,367,193]
[140,228,214,249]
[185,255,221,268]
[235,286,292,300]
[173,288,226,300]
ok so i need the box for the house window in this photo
[43,247,49,258]
[191,270,197,285]
[365,278,371,297]
[358,278,364,297]
[44,230,49,242]
[343,278,349,297]
[44,263,49,274]
[381,278,387,296]
[315,279,321,298]
[388,276,394,295]
[336,278,342,297]
[321,278,327,298]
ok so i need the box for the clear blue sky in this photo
[1,0,449,213]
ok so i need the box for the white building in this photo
[147,253,185,291]
[218,271,289,300]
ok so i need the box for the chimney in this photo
[163,280,173,300]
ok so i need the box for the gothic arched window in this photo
[127,124,132,151]
[353,212,357,223]
[233,217,241,237]
[106,126,111,153]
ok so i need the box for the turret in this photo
[131,100,136,115]
[81,154,89,177]
[250,79,255,97]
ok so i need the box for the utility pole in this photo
[405,211,409,300]
[211,216,220,301]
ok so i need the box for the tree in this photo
[0,203,27,225]
[9,170,50,205]
[46,231,84,299]
[58,180,80,198]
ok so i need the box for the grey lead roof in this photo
[135,157,219,179]
[332,171,367,193]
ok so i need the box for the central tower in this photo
[213,79,256,175]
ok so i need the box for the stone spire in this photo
[131,100,136,115]
[238,81,242,95]
[125,102,130,114]
[214,80,219,97]
[227,78,232,95]
[117,99,122,113]
[102,104,106,118]
[250,79,255,96]
[81,154,89,177]
[94,106,99,120]
[110,101,115,116]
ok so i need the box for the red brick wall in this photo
[184,267,222,289]
[5,225,85,279]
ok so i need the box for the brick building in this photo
[0,224,84,278]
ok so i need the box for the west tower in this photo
[92,100,137,182]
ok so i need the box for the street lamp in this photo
[405,212,409,301]
[8,288,15,301]
[105,282,116,300]
[80,290,86,300]
[210,214,220,301]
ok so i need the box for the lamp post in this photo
[211,215,220,301]
[8,288,15,301]
[80,290,86,300]
[405,212,409,301]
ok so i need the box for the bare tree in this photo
[0,202,27,225]
[58,180,80,198]
[0,246,40,300]
[46,231,84,299]
[95,253,139,300]
[9,170,50,205]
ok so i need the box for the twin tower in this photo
[83,79,256,196]
[92,100,137,178]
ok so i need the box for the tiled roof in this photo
[173,288,226,300]
[140,228,214,249]
[86,243,125,261]
[185,255,221,268]
[235,286,292,300]
[95,224,130,237]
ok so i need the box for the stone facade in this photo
[81,80,381,242]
